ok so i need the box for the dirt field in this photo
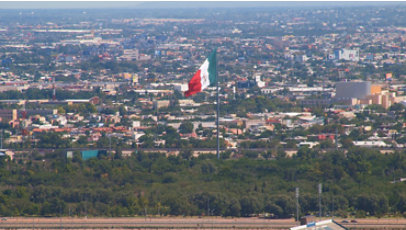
[0,217,405,229]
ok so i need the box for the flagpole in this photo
[216,50,220,160]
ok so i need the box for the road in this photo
[0,217,296,229]
[1,217,406,229]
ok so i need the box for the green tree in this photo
[179,122,194,134]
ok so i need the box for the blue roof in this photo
[81,150,99,160]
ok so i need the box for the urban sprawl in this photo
[0,7,405,160]
[1,4,406,220]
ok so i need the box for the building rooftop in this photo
[290,219,347,230]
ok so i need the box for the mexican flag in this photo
[185,49,217,97]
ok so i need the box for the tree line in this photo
[0,146,405,218]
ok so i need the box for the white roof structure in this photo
[290,219,347,230]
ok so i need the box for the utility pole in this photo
[215,50,219,160]
[207,198,210,216]
[318,183,322,218]
[53,76,56,101]
[108,135,112,160]
[155,102,158,145]
[295,187,300,222]
[335,128,338,149]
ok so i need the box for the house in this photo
[298,141,320,149]
[0,149,14,160]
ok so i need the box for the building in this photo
[173,83,188,92]
[81,150,108,160]
[81,150,99,160]
[294,54,308,63]
[19,109,57,117]
[291,219,347,230]
[237,80,256,89]
[0,109,17,123]
[120,49,139,61]
[0,149,14,160]
[154,100,170,109]
[335,81,371,100]
[255,75,265,88]
[353,140,389,148]
[333,48,360,62]
[370,84,382,95]
[336,81,400,109]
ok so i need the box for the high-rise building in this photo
[335,81,371,100]
[335,81,400,109]
[333,49,360,62]
[255,75,265,88]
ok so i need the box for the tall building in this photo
[0,109,17,123]
[335,81,401,109]
[333,49,360,62]
[255,75,265,88]
[335,81,371,100]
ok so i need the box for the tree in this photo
[240,196,261,217]
[365,104,386,113]
[341,137,354,148]
[76,135,88,147]
[319,139,335,149]
[179,122,194,134]
[37,132,69,148]
[389,103,405,112]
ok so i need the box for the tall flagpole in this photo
[215,50,219,160]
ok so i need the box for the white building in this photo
[333,48,360,62]
[352,140,389,148]
[255,75,265,88]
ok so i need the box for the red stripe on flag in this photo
[185,69,202,97]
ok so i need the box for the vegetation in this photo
[0,147,405,218]
[0,89,95,100]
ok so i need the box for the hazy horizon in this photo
[0,1,405,10]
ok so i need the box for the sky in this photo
[0,1,405,9]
